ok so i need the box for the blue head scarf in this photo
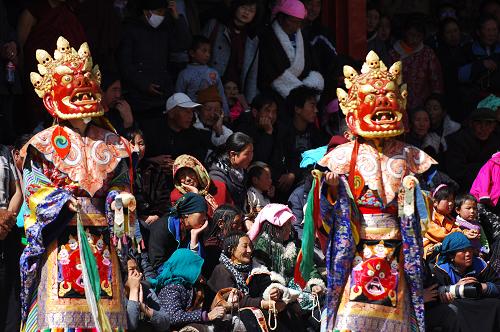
[170,192,208,217]
[149,249,204,291]
[437,232,472,265]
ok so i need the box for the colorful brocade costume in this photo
[19,37,134,331]
[318,51,436,331]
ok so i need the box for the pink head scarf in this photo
[271,0,307,20]
[247,204,296,241]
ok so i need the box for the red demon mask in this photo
[354,257,396,301]
[337,51,408,138]
[30,36,104,120]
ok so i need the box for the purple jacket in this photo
[470,152,500,206]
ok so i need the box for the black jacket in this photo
[445,127,500,191]
[118,14,191,112]
[257,23,317,95]
[145,124,212,162]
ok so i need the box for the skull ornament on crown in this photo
[29,36,104,120]
[337,51,408,138]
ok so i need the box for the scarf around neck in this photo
[219,253,251,294]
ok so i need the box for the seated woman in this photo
[208,232,276,308]
[170,154,233,218]
[208,231,299,332]
[147,193,208,270]
[248,204,325,330]
[423,184,460,260]
[203,205,245,279]
[208,132,254,209]
[151,249,226,330]
[426,232,500,331]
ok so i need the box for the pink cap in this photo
[247,204,296,241]
[272,0,307,20]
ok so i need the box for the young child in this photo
[246,162,274,215]
[224,80,248,122]
[423,184,460,259]
[455,194,490,256]
[175,35,229,115]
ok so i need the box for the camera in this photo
[438,282,482,300]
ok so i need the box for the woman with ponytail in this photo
[208,132,254,209]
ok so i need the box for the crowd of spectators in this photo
[1,0,500,331]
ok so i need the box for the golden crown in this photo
[336,51,408,115]
[29,36,101,98]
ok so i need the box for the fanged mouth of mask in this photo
[365,279,385,295]
[71,92,97,103]
[371,110,396,124]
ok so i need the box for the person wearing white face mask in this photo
[118,0,192,142]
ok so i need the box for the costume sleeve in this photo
[20,150,74,318]
[104,159,133,269]
[22,151,74,240]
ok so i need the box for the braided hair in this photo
[207,204,244,240]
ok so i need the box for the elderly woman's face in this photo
[453,247,474,270]
[177,168,200,188]
[231,236,253,264]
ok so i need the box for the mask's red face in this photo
[347,77,406,137]
[44,60,103,119]
[357,257,396,301]
[30,36,104,120]
[338,51,408,139]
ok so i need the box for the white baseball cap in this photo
[164,93,201,114]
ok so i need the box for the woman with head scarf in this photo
[170,154,233,217]
[425,232,500,331]
[151,249,226,329]
[207,231,288,305]
[248,204,325,330]
[148,192,208,270]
